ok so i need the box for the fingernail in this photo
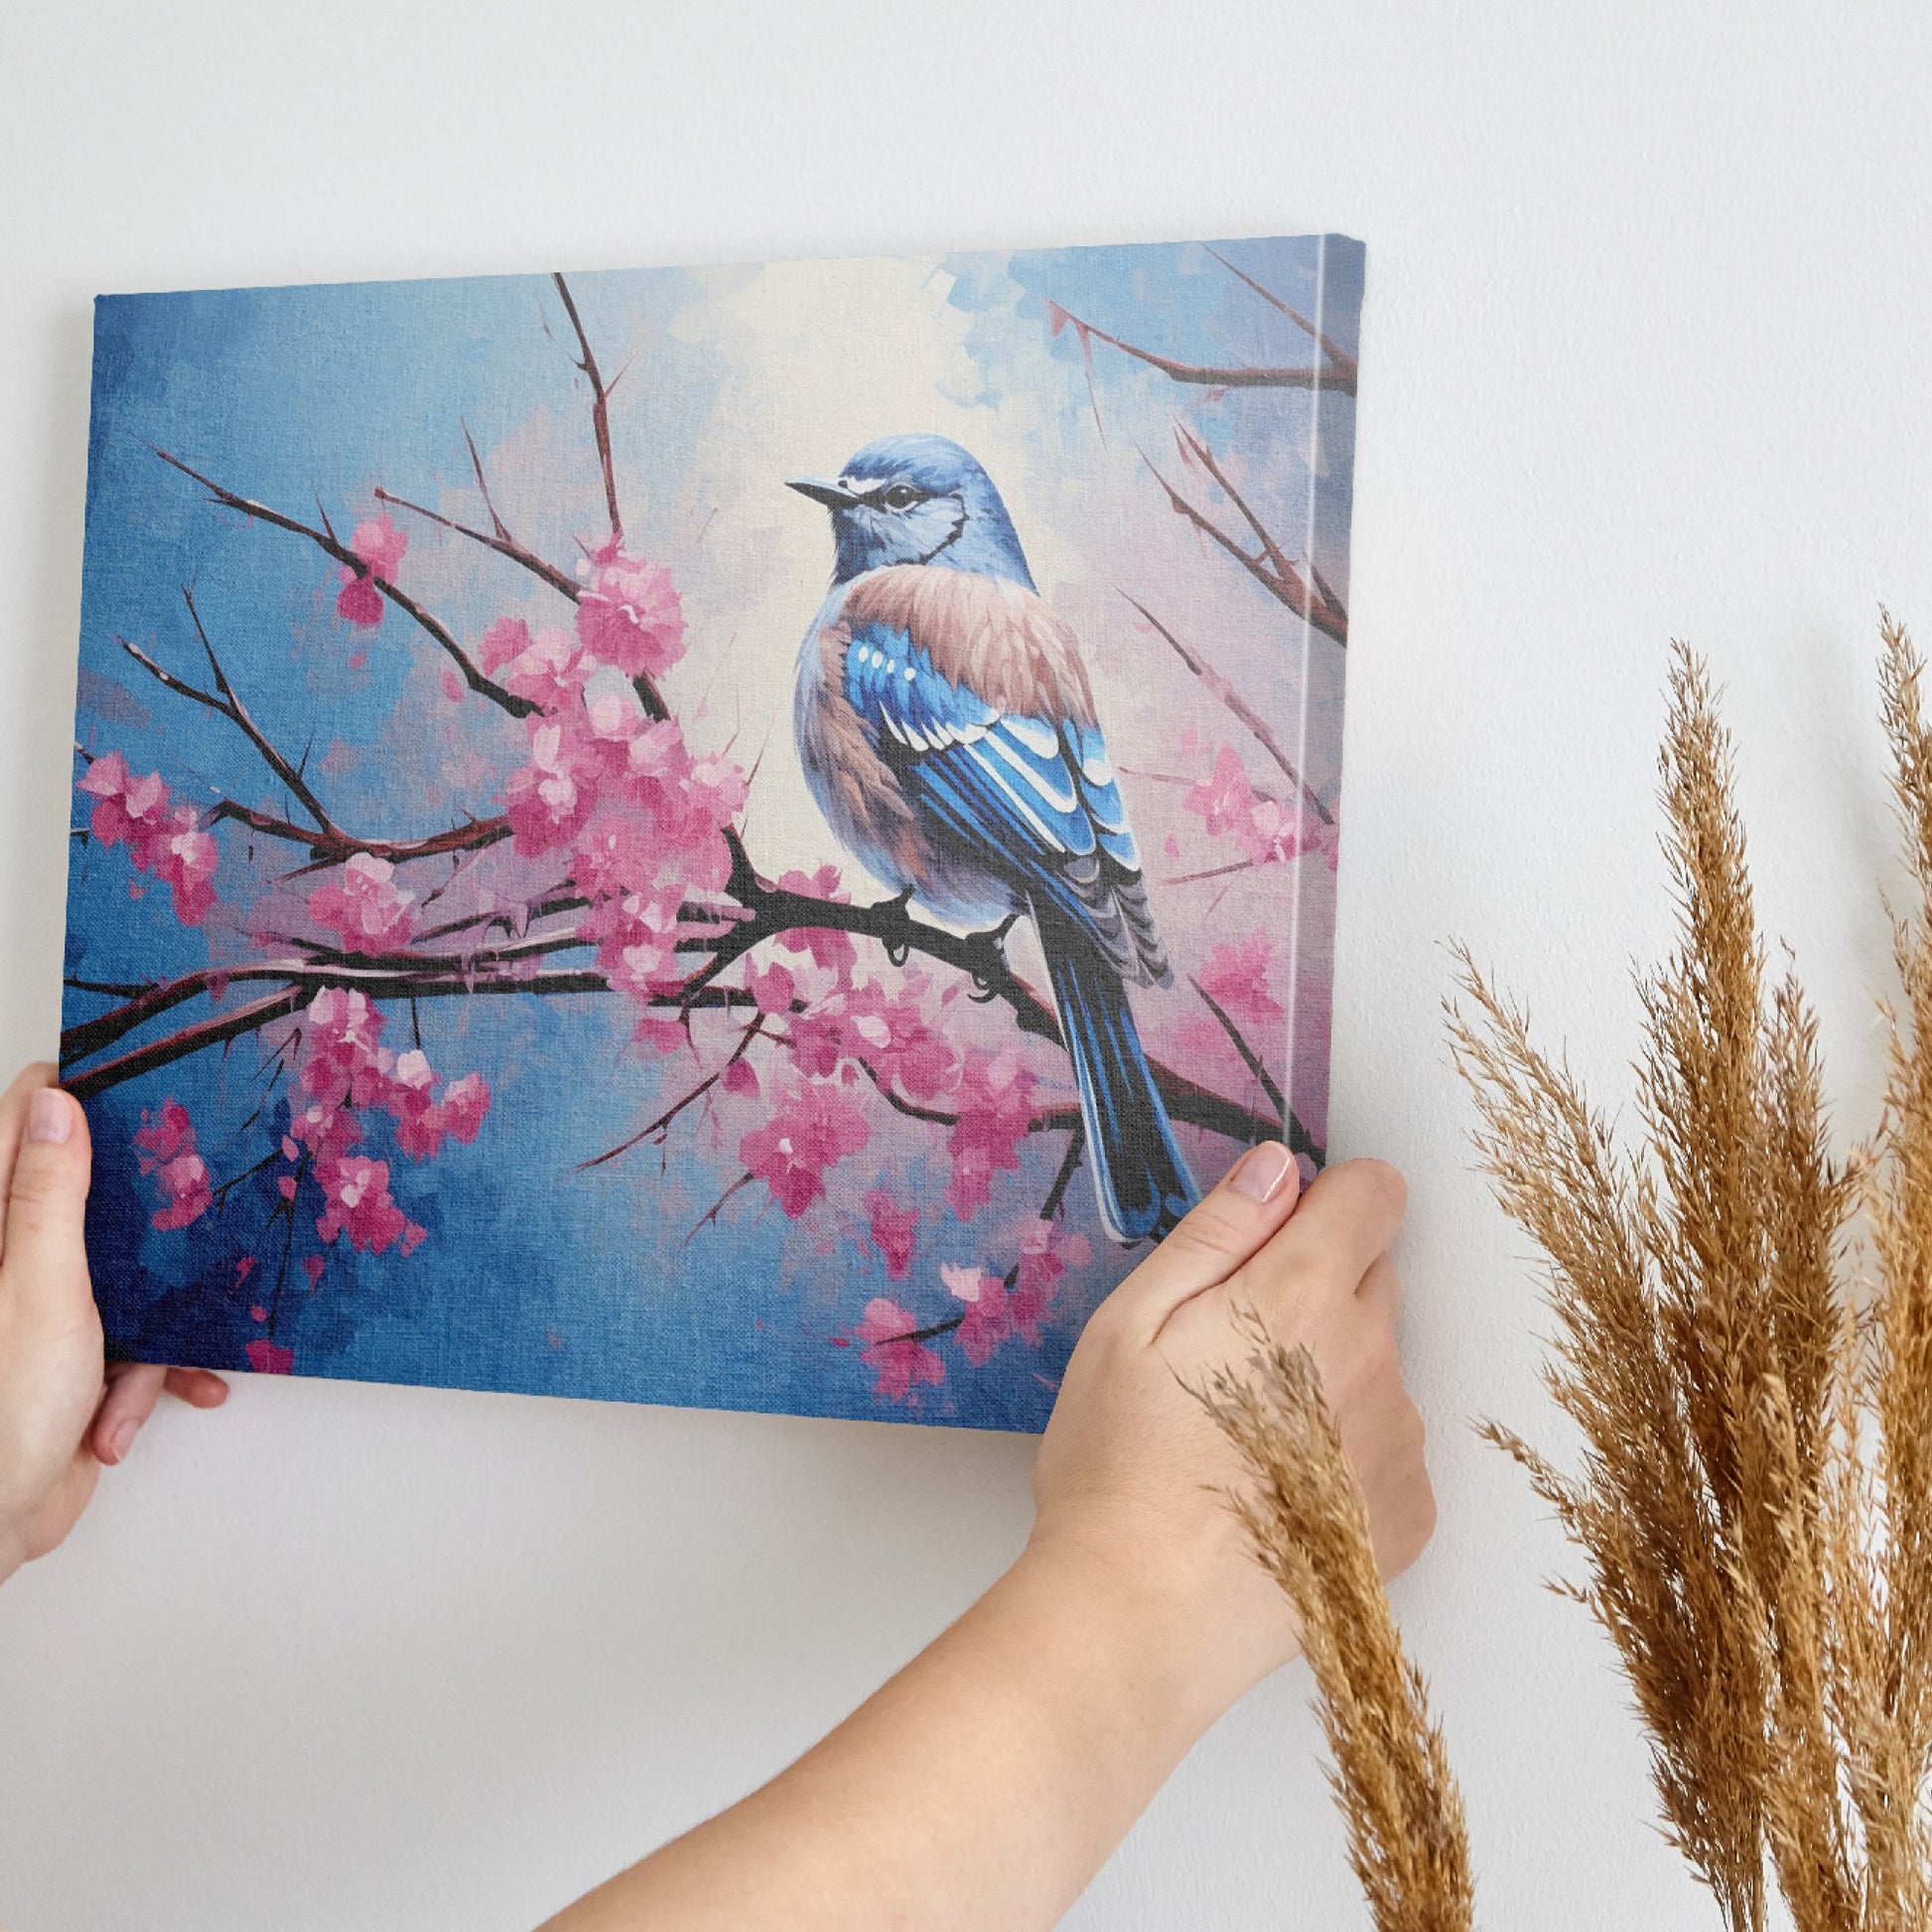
[107,1418,138,1464]
[1229,1142,1294,1203]
[28,1089,73,1145]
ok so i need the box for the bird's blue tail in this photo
[1035,904,1198,1243]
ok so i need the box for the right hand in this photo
[1028,1144,1435,1720]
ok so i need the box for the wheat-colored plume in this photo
[1199,1311,1475,1932]
[1445,620,1932,1929]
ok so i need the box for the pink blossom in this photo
[741,1075,872,1217]
[747,960,796,1016]
[581,885,686,1002]
[1239,794,1325,868]
[336,573,384,627]
[772,866,859,982]
[78,751,167,847]
[945,1049,1037,1220]
[307,851,418,954]
[77,755,219,925]
[575,544,686,679]
[390,1062,490,1162]
[245,1338,295,1375]
[336,512,407,627]
[299,988,391,1110]
[350,511,407,581]
[316,1153,424,1256]
[301,1255,326,1288]
[1195,931,1284,1030]
[854,1298,945,1403]
[722,1056,760,1098]
[505,718,597,853]
[843,980,959,1103]
[942,1261,1014,1366]
[633,1016,689,1053]
[249,1304,268,1323]
[865,1190,919,1282]
[151,811,219,925]
[132,1097,213,1231]
[1010,1218,1092,1341]
[496,624,595,713]
[569,807,660,901]
[479,616,532,674]
[1183,744,1256,838]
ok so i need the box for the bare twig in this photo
[552,272,623,546]
[1189,974,1291,1125]
[150,447,539,719]
[1122,593,1333,824]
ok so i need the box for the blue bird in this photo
[788,433,1198,1243]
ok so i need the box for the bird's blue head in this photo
[788,434,1035,590]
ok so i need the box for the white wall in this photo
[3,4,1928,1925]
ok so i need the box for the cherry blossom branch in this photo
[1048,250,1358,397]
[577,1016,767,1171]
[1202,246,1359,389]
[875,1124,1092,1349]
[1050,315,1351,393]
[1144,425,1349,645]
[371,475,579,604]
[150,448,540,719]
[1121,594,1333,825]
[63,969,765,1103]
[552,272,623,546]
[152,587,340,831]
[1189,974,1291,1127]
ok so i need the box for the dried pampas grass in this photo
[1447,619,1932,1929]
[1199,1313,1475,1932]
[1210,618,1932,1931]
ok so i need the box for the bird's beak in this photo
[787,476,864,509]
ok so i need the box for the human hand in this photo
[0,1063,228,1585]
[1028,1145,1434,1725]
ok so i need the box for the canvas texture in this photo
[60,234,1362,1432]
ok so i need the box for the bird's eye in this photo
[882,483,923,510]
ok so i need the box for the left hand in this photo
[0,1062,228,1585]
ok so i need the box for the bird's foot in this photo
[879,887,916,967]
[963,914,1020,1001]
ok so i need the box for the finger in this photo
[1240,1159,1408,1307]
[164,1366,230,1409]
[1106,1141,1303,1335]
[2,1084,95,1326]
[92,1361,169,1465]
[0,1062,60,1263]
[1355,1252,1402,1319]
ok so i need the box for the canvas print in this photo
[59,234,1363,1432]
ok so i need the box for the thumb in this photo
[1,1083,96,1324]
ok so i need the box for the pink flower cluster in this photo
[1195,931,1284,1031]
[865,1190,919,1281]
[944,1049,1038,1219]
[77,752,219,925]
[307,851,418,954]
[285,988,489,1257]
[740,1072,871,1217]
[336,512,408,627]
[575,537,686,679]
[132,1097,214,1231]
[853,1297,944,1403]
[480,555,742,1024]
[1184,744,1333,870]
[940,1218,1091,1372]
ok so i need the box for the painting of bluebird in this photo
[61,234,1363,1432]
